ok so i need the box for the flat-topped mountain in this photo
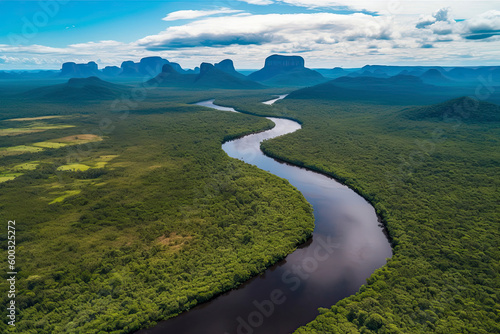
[264,54,304,69]
[404,96,500,122]
[120,56,184,78]
[60,61,101,78]
[248,55,326,87]
[58,57,187,80]
[102,66,121,77]
[148,60,263,89]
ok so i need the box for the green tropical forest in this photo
[0,88,315,333]
[220,94,500,334]
[2,0,500,333]
[0,80,499,334]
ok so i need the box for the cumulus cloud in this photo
[416,7,452,29]
[430,21,454,35]
[162,8,243,21]
[147,33,281,49]
[1,3,500,70]
[461,10,500,39]
[138,13,396,50]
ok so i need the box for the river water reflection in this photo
[137,97,392,334]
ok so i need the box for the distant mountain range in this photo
[58,55,325,88]
[2,55,499,89]
[286,74,500,105]
[3,55,500,104]
[287,75,439,104]
[341,65,500,86]
[148,60,264,89]
[315,65,500,87]
[59,57,189,79]
[22,76,129,101]
[403,96,500,123]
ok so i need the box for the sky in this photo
[0,0,499,70]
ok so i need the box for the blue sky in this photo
[0,1,499,69]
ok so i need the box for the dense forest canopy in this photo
[221,94,499,334]
[0,79,498,333]
[0,89,314,333]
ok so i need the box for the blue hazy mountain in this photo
[1,57,498,87]
[286,74,456,104]
[315,67,358,79]
[194,62,263,89]
[119,56,186,78]
[403,96,500,122]
[248,55,326,87]
[148,61,264,89]
[419,69,454,86]
[102,66,122,77]
[60,61,101,78]
[147,64,197,87]
[56,57,186,79]
[214,59,248,80]
[341,65,500,87]
[23,76,129,101]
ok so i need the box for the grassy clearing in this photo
[5,115,65,121]
[33,134,102,148]
[49,189,82,204]
[0,145,44,156]
[0,173,23,183]
[96,154,119,161]
[12,162,39,170]
[57,155,119,171]
[0,125,75,136]
[0,128,45,136]
[94,155,119,168]
[54,134,102,143]
[0,134,103,157]
[57,163,90,171]
[32,141,68,148]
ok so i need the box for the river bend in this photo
[137,97,392,334]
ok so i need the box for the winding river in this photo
[137,96,392,334]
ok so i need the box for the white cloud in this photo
[414,8,500,40]
[416,7,453,29]
[138,13,397,50]
[461,10,500,39]
[276,0,499,18]
[1,3,500,70]
[162,8,243,21]
[276,0,379,11]
[236,0,274,5]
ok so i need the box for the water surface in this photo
[137,98,392,334]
